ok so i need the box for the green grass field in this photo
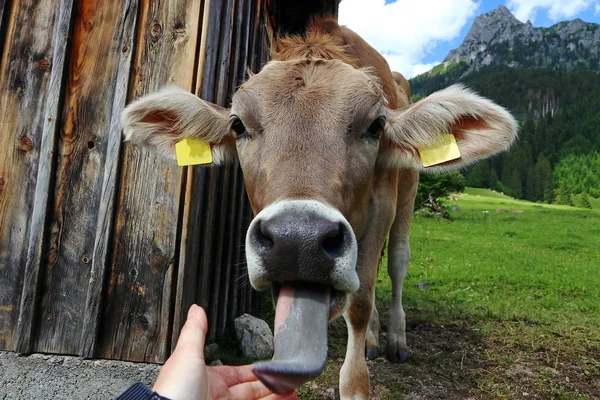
[300,188,600,399]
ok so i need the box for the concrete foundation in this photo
[0,351,160,399]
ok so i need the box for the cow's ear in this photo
[379,85,518,172]
[122,86,235,165]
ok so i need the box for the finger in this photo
[261,391,297,400]
[228,380,273,400]
[173,305,208,356]
[208,365,257,386]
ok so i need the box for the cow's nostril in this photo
[255,221,275,252]
[321,222,347,259]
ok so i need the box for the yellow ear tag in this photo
[175,138,213,166]
[417,134,461,168]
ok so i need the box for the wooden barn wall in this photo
[0,0,272,362]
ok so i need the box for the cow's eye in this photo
[365,117,386,139]
[230,117,248,139]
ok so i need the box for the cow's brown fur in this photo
[269,18,416,398]
[121,15,517,400]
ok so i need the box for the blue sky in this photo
[339,0,600,78]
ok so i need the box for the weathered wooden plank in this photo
[250,0,265,73]
[171,0,211,352]
[209,167,230,340]
[171,167,209,352]
[230,0,250,93]
[190,0,226,342]
[78,0,139,358]
[0,0,73,352]
[234,0,264,317]
[226,0,251,325]
[207,0,235,341]
[31,0,137,355]
[198,0,223,102]
[97,0,202,363]
[201,168,223,342]
[220,165,241,331]
[218,0,246,334]
[196,168,219,316]
[215,0,235,106]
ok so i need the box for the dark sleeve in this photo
[114,382,171,400]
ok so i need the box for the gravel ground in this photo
[0,351,160,399]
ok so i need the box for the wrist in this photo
[115,382,171,400]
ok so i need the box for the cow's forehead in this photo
[232,58,386,112]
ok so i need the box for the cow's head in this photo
[122,57,517,392]
[123,58,516,293]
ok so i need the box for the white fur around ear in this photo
[121,86,235,165]
[381,84,518,172]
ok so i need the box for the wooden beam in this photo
[96,0,202,363]
[31,0,138,356]
[79,0,139,358]
[0,0,74,353]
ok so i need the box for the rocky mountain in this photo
[442,5,600,74]
[408,6,600,206]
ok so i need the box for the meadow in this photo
[300,188,600,399]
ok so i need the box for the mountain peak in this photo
[443,7,600,73]
[444,5,524,63]
[475,5,521,25]
[490,5,516,19]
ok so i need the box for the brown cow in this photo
[122,18,517,399]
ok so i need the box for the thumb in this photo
[174,304,209,356]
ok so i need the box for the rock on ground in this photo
[0,351,160,400]
[234,314,274,359]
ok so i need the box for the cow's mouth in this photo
[253,282,345,394]
[271,282,347,321]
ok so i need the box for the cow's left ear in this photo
[378,85,518,172]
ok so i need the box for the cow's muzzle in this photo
[246,199,359,294]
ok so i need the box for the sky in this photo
[338,0,600,78]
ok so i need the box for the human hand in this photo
[153,305,296,400]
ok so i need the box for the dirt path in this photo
[299,316,600,399]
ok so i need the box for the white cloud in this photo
[412,61,442,77]
[380,55,440,78]
[338,0,478,78]
[596,3,600,14]
[506,0,598,23]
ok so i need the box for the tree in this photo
[536,155,554,203]
[556,186,574,206]
[578,193,592,209]
[504,166,523,198]
[465,163,485,187]
[554,153,600,198]
[415,172,466,211]
[525,165,539,201]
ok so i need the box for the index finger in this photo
[173,305,208,356]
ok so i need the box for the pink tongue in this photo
[274,284,296,336]
[253,283,331,394]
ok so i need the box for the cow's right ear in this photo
[122,86,235,165]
